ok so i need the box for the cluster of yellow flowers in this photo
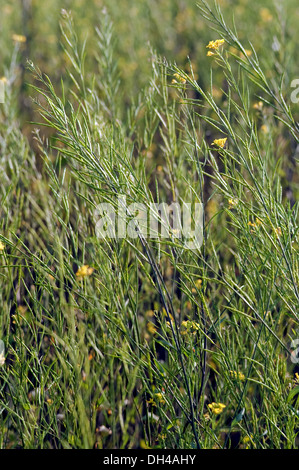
[181,320,200,335]
[248,221,257,233]
[206,38,225,56]
[207,402,226,415]
[191,278,202,293]
[248,218,263,233]
[253,101,264,111]
[260,7,273,22]
[212,137,227,148]
[75,265,94,280]
[206,39,225,50]
[171,72,186,85]
[0,241,5,252]
[147,322,157,335]
[147,392,166,407]
[155,392,166,404]
[229,370,245,381]
[162,308,175,329]
[12,34,26,43]
[248,220,282,239]
[228,198,238,209]
[242,434,254,448]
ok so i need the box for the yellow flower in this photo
[212,87,222,99]
[243,49,252,57]
[260,8,273,22]
[248,221,257,233]
[147,398,156,406]
[0,241,5,251]
[146,309,155,318]
[207,51,215,57]
[207,402,226,415]
[75,265,94,279]
[17,305,28,315]
[147,322,157,335]
[171,228,180,238]
[12,34,27,43]
[206,39,225,50]
[253,101,263,111]
[274,227,282,238]
[228,198,238,209]
[155,392,166,404]
[242,434,254,448]
[212,138,227,148]
[229,370,245,381]
[228,46,239,55]
[162,308,174,321]
[294,372,299,385]
[173,72,186,84]
[181,320,200,335]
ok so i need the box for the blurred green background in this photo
[2,0,299,132]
